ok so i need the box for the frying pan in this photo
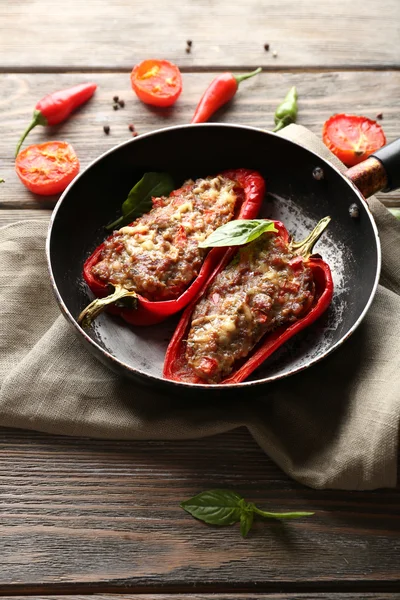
[46,123,400,391]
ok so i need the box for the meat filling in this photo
[92,175,240,301]
[185,233,315,382]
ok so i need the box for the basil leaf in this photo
[253,505,314,520]
[181,489,243,526]
[198,219,277,248]
[106,172,175,230]
[389,207,400,221]
[239,503,254,538]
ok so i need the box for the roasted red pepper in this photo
[191,68,261,123]
[78,168,265,328]
[16,82,97,156]
[163,217,333,384]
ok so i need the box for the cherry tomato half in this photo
[15,141,80,196]
[130,59,182,107]
[322,114,386,167]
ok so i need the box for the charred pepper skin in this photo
[80,169,266,327]
[163,219,333,384]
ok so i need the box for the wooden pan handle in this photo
[346,138,400,199]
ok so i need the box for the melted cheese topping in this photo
[91,175,240,301]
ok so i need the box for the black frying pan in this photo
[46,124,400,391]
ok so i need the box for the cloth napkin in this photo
[1,125,399,491]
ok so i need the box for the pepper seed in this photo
[349,203,360,218]
[272,50,278,57]
[128,124,135,132]
[132,131,139,137]
[312,166,324,180]
[113,103,119,110]
[264,43,270,51]
[113,95,119,102]
[103,125,110,135]
[186,39,192,47]
[376,112,383,120]
[118,99,125,108]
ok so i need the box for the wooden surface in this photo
[0,428,399,595]
[1,0,399,69]
[0,0,399,597]
[2,71,400,210]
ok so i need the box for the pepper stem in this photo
[290,216,331,259]
[15,109,47,157]
[234,67,262,85]
[272,120,286,132]
[77,284,138,328]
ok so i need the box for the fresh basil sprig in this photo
[106,172,175,231]
[181,489,314,537]
[198,219,277,248]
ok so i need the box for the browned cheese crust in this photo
[92,175,238,301]
[186,233,315,382]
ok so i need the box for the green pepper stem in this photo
[290,216,331,259]
[15,109,47,157]
[234,67,262,85]
[77,284,138,328]
[272,120,286,132]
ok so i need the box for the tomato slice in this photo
[322,114,386,167]
[15,141,80,196]
[130,59,182,107]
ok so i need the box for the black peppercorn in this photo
[113,95,119,102]
[103,125,110,135]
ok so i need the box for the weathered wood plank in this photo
[0,427,398,590]
[2,592,400,600]
[1,71,399,215]
[0,209,51,227]
[0,0,399,70]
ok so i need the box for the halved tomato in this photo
[15,141,80,196]
[130,59,182,107]
[322,114,386,167]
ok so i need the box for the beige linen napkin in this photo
[1,125,399,490]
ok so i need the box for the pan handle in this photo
[346,138,400,199]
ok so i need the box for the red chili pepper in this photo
[15,82,97,157]
[191,68,262,124]
[163,218,333,385]
[78,168,265,328]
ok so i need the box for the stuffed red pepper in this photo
[78,169,265,327]
[163,217,333,384]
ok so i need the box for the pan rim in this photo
[46,122,382,390]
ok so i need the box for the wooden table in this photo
[1,1,399,598]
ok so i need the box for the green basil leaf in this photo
[181,489,243,526]
[388,207,400,221]
[106,172,175,230]
[198,219,277,248]
[253,506,314,520]
[240,507,254,538]
[0,178,4,183]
